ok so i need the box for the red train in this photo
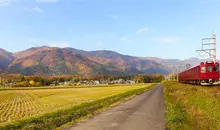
[178,61,219,85]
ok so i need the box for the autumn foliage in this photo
[0,74,164,87]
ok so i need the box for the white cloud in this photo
[0,0,10,6]
[26,6,43,12]
[36,0,59,3]
[0,0,58,7]
[158,36,180,43]
[48,42,70,48]
[121,36,132,42]
[136,27,149,34]
[0,1,45,14]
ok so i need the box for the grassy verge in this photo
[0,84,155,130]
[163,81,220,130]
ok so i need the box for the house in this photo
[125,80,135,84]
[58,82,64,86]
[50,84,56,86]
[100,80,108,84]
[5,83,15,87]
[117,79,124,84]
[51,81,58,86]
[108,79,124,84]
[82,80,90,85]
[94,80,100,85]
[64,81,73,86]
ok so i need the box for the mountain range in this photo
[0,46,204,76]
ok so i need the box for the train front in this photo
[200,61,219,84]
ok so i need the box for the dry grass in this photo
[163,81,220,130]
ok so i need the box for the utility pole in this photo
[176,66,179,82]
[176,63,190,82]
[196,32,217,62]
[172,67,175,81]
[176,65,181,82]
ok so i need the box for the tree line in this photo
[0,74,165,87]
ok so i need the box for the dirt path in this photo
[68,84,165,130]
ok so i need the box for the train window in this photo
[208,66,212,72]
[214,65,219,72]
[201,66,206,73]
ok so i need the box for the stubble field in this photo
[0,84,150,124]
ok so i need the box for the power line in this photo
[196,32,217,62]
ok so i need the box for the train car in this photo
[178,61,219,85]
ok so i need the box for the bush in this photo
[35,82,42,87]
[12,81,29,87]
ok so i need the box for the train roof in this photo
[178,61,219,74]
[200,61,219,65]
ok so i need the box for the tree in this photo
[29,80,35,87]
[75,82,81,86]
[18,75,25,82]
[0,78,5,87]
[12,81,29,87]
[35,82,42,87]
[72,77,80,83]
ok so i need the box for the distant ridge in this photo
[0,46,169,75]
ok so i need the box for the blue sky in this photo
[0,0,220,59]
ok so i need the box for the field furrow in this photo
[0,95,15,122]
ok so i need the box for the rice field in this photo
[0,84,150,124]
